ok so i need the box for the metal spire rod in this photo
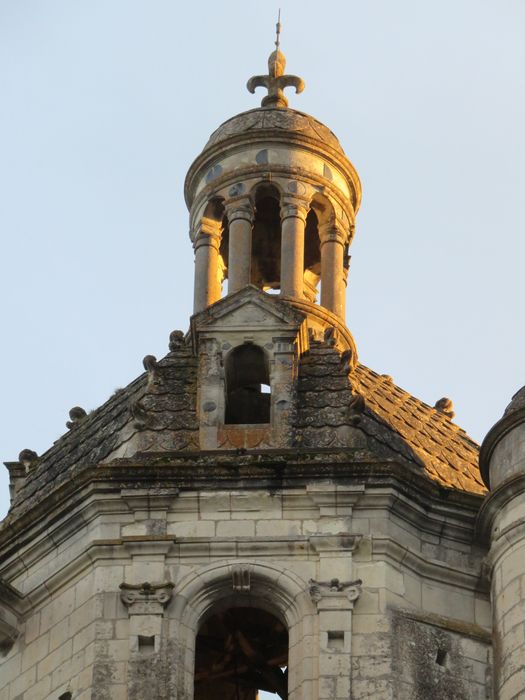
[275,9,282,50]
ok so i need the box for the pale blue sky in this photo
[1,0,524,530]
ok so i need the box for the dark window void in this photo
[58,693,72,700]
[436,648,448,666]
[225,345,271,424]
[219,212,229,295]
[251,186,281,292]
[194,607,288,700]
[303,209,321,302]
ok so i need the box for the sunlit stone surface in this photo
[0,27,520,700]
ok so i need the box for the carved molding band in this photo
[120,581,175,615]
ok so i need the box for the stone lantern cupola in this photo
[185,39,363,449]
[185,43,362,335]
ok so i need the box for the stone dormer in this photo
[191,285,307,449]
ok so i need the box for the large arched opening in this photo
[194,606,288,700]
[303,208,321,303]
[203,197,229,298]
[172,561,317,700]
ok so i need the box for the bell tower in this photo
[0,19,495,700]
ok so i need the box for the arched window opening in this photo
[303,209,321,302]
[251,185,281,293]
[219,212,230,296]
[194,607,288,700]
[200,197,228,300]
[225,344,271,425]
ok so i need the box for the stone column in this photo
[193,218,222,314]
[226,198,254,294]
[280,199,308,298]
[319,222,347,319]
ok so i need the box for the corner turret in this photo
[479,385,525,699]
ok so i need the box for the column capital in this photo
[308,577,362,611]
[119,581,175,615]
[280,197,309,224]
[193,217,222,250]
[318,220,347,246]
[225,196,254,225]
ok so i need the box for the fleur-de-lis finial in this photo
[247,11,305,109]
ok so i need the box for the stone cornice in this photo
[0,455,484,559]
[392,606,491,642]
[0,524,487,630]
[371,536,487,594]
[185,126,361,214]
[188,162,357,236]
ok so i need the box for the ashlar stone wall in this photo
[0,472,491,700]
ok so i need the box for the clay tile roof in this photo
[5,335,485,522]
[352,364,485,495]
[296,341,484,495]
[6,340,199,519]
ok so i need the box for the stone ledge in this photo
[392,605,492,643]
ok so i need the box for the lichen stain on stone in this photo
[91,643,118,700]
[392,614,482,700]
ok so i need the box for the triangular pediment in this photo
[192,285,306,331]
